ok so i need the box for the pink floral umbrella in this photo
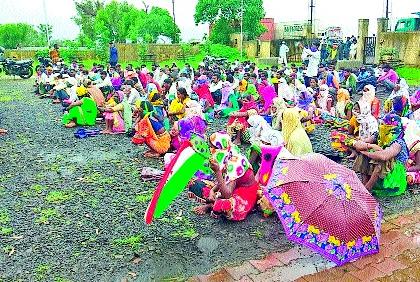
[264,153,382,266]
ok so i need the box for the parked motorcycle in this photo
[0,47,34,79]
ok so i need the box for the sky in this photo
[1,0,419,41]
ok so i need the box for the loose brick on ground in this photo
[249,253,283,272]
[350,266,386,281]
[225,261,259,280]
[193,268,235,282]
[372,257,407,276]
[272,247,301,265]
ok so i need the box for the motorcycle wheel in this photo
[19,67,33,79]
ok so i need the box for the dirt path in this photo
[0,78,418,281]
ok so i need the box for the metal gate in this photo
[363,37,376,64]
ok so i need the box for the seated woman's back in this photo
[282,108,313,156]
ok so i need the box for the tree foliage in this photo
[73,0,180,46]
[37,24,53,46]
[0,23,44,49]
[194,0,266,44]
[73,0,105,46]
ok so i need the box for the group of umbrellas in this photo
[145,137,382,266]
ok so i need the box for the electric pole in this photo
[309,0,315,38]
[385,0,389,19]
[172,0,177,43]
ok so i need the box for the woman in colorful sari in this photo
[259,83,277,115]
[191,132,259,221]
[168,87,191,121]
[282,108,313,156]
[352,114,409,196]
[193,75,215,122]
[271,97,288,131]
[386,95,411,118]
[132,101,171,158]
[215,81,239,118]
[335,88,353,120]
[227,94,258,145]
[359,85,380,119]
[244,83,259,101]
[296,89,316,133]
[403,118,420,184]
[62,92,98,128]
[316,84,335,116]
[170,115,207,151]
[148,89,165,120]
[100,91,126,134]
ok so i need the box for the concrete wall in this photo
[243,41,258,58]
[116,43,200,62]
[259,41,272,58]
[376,32,420,66]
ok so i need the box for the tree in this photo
[73,0,105,46]
[93,1,180,44]
[194,0,266,44]
[37,24,53,46]
[0,23,43,48]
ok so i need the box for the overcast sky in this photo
[1,0,419,41]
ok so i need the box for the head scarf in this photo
[336,88,351,117]
[271,97,287,130]
[318,84,330,111]
[360,84,376,105]
[139,100,154,117]
[178,116,207,140]
[378,114,404,148]
[281,108,303,145]
[260,85,277,111]
[391,95,410,117]
[184,99,204,119]
[240,95,258,112]
[278,78,294,101]
[221,81,233,106]
[354,101,378,139]
[209,132,250,183]
[297,89,314,111]
[148,89,163,107]
[245,84,259,100]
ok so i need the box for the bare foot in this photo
[100,130,112,134]
[0,128,7,134]
[65,121,76,128]
[144,151,161,158]
[193,204,212,215]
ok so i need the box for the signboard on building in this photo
[275,21,315,39]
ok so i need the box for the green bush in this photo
[202,44,242,61]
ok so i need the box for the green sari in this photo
[62,97,98,126]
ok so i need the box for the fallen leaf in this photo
[128,272,137,278]
[95,228,99,235]
[8,247,15,256]
[11,235,23,240]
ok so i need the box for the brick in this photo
[351,253,385,270]
[380,222,399,233]
[236,276,253,282]
[249,253,283,272]
[372,257,407,275]
[195,269,234,282]
[225,262,259,280]
[380,230,402,246]
[296,246,315,258]
[327,264,359,279]
[385,237,413,257]
[351,266,386,281]
[331,273,360,282]
[376,270,417,282]
[395,249,420,265]
[248,266,286,282]
[303,270,337,282]
[390,216,414,227]
[387,266,420,281]
[272,247,301,265]
[295,278,308,282]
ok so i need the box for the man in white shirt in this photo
[123,83,142,110]
[94,71,113,89]
[302,42,321,87]
[209,74,223,105]
[279,41,290,66]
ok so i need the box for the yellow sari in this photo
[282,108,313,156]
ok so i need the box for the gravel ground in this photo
[0,77,418,281]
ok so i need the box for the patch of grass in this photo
[159,214,199,240]
[2,245,14,254]
[79,172,116,186]
[34,208,61,225]
[54,277,71,282]
[46,191,72,204]
[0,209,13,236]
[135,190,154,204]
[396,67,420,86]
[250,229,264,239]
[35,264,51,281]
[0,226,13,236]
[171,228,199,239]
[113,234,143,251]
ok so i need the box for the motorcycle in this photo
[0,57,34,79]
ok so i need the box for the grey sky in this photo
[1,0,419,41]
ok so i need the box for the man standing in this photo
[109,42,118,67]
[302,41,321,87]
[278,41,289,66]
[49,44,60,64]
